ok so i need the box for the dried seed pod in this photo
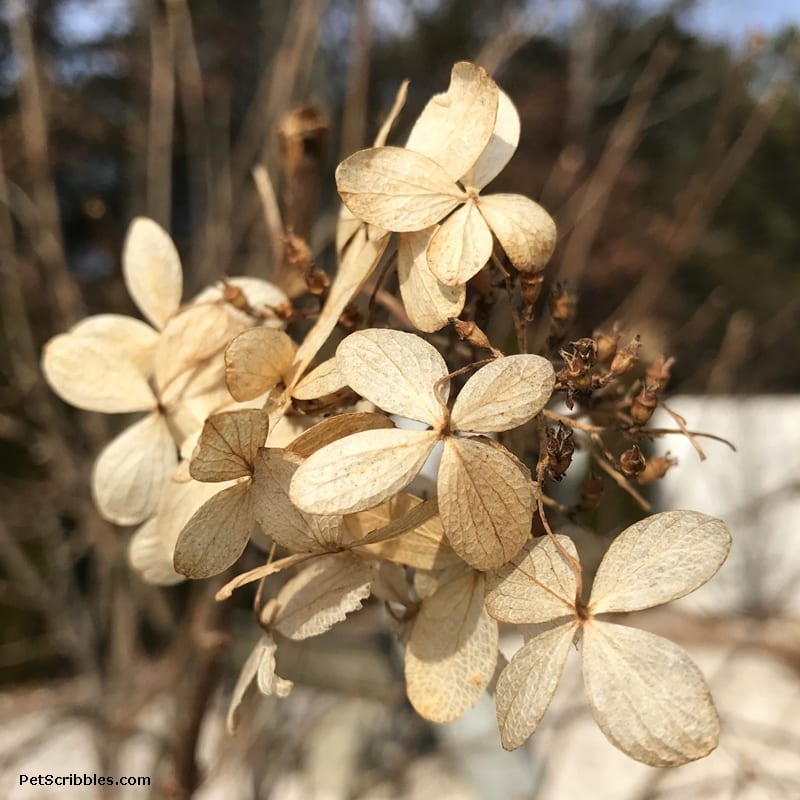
[619,444,646,479]
[546,423,574,481]
[521,275,544,322]
[549,283,576,326]
[610,335,641,377]
[450,318,499,356]
[578,471,604,512]
[630,383,660,426]
[646,355,675,391]
[638,453,678,484]
[594,323,621,364]
[339,304,361,330]
[573,337,598,368]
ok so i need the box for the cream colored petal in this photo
[122,217,182,329]
[405,61,498,182]
[290,428,439,515]
[189,409,269,482]
[336,204,363,256]
[461,89,520,190]
[485,534,579,624]
[345,493,461,570]
[495,621,578,750]
[336,328,449,426]
[405,568,498,723]
[291,357,345,400]
[374,79,409,147]
[70,314,158,376]
[255,633,293,697]
[589,511,732,615]
[451,354,555,433]
[92,412,177,524]
[273,554,373,640]
[398,229,466,333]
[129,517,185,586]
[426,200,493,287]
[582,620,720,766]
[155,475,225,554]
[42,333,156,413]
[286,412,395,459]
[223,327,296,402]
[478,194,557,273]
[173,481,255,578]
[438,437,533,570]
[336,147,464,231]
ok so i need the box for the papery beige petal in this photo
[255,632,293,698]
[336,204,362,256]
[290,428,439,515]
[405,61,498,182]
[478,194,557,273]
[192,278,288,328]
[71,314,158,376]
[589,511,732,615]
[223,327,296,402]
[155,474,225,554]
[336,329,449,426]
[190,409,269,482]
[122,217,182,329]
[291,358,346,401]
[345,493,460,570]
[286,412,395,459]
[495,621,577,750]
[92,412,177,524]
[438,437,533,570]
[405,568,498,723]
[336,147,463,231]
[485,534,579,624]
[582,620,720,766]
[426,200,493,287]
[272,554,373,640]
[461,90,520,190]
[173,481,254,578]
[398,228,465,333]
[451,354,555,433]
[42,334,156,413]
[129,517,185,586]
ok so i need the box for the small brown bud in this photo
[222,282,251,312]
[578,471,604,512]
[521,275,544,322]
[610,335,641,376]
[630,383,659,426]
[572,338,597,368]
[546,423,574,481]
[273,302,296,323]
[339,304,360,330]
[637,453,677,484]
[646,355,675,391]
[619,444,646,479]
[593,323,621,364]
[305,266,330,296]
[548,283,576,325]
[450,318,500,356]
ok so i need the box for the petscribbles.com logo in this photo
[19,773,151,787]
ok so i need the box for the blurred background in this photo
[1,1,799,798]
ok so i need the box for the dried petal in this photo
[190,409,269,482]
[224,327,296,402]
[336,147,464,231]
[495,621,578,750]
[272,554,373,640]
[426,199,493,287]
[581,620,720,766]
[336,329,449,427]
[129,517,184,586]
[290,428,439,515]
[485,534,579,624]
[291,357,346,400]
[405,568,498,723]
[92,412,177,524]
[286,412,394,459]
[42,334,156,414]
[70,314,159,376]
[589,511,732,615]
[450,355,555,433]
[438,437,533,570]
[122,217,182,329]
[478,194,556,273]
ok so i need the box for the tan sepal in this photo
[290,428,439,515]
[405,568,498,723]
[173,481,254,578]
[92,411,177,525]
[495,621,577,750]
[70,313,158,377]
[405,61,498,182]
[286,412,395,459]
[42,334,156,413]
[189,409,269,482]
[122,217,182,329]
[485,534,579,624]
[291,358,346,400]
[589,510,732,615]
[478,194,557,273]
[581,621,720,766]
[272,554,373,640]
[336,328,449,426]
[426,199,493,287]
[129,517,184,586]
[336,147,463,231]
[451,354,555,433]
[397,228,465,333]
[438,436,533,570]
[224,327,296,402]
